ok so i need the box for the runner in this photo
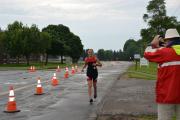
[81,49,102,103]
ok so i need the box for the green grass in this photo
[137,115,176,120]
[97,115,175,120]
[137,115,156,120]
[0,62,83,70]
[127,62,157,80]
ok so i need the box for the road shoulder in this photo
[95,73,157,120]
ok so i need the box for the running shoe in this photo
[90,99,93,103]
[94,94,97,99]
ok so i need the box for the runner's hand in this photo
[151,35,160,48]
[92,63,97,66]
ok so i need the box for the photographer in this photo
[144,29,180,120]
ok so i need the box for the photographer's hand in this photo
[151,35,160,48]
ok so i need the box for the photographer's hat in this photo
[165,28,180,40]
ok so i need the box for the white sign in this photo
[140,57,149,67]
[134,54,141,59]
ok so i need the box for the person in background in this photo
[144,28,180,120]
[81,49,102,103]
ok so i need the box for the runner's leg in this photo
[87,77,93,102]
[93,80,97,98]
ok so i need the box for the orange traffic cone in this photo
[71,66,75,75]
[34,77,44,95]
[29,66,36,72]
[64,72,68,78]
[4,86,20,113]
[51,73,59,86]
[56,65,61,72]
[32,66,36,72]
[75,65,78,72]
[29,66,32,72]
[64,67,69,78]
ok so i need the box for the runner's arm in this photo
[96,58,102,67]
[81,62,87,72]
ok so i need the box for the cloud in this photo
[0,0,146,22]
[1,0,170,51]
[165,0,180,17]
[166,0,180,8]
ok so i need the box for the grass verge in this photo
[0,62,83,70]
[127,62,157,80]
[97,115,157,120]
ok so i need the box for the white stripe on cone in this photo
[53,73,57,79]
[37,84,42,87]
[9,97,15,102]
[37,78,42,87]
[9,90,14,96]
[37,80,41,84]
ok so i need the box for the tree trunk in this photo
[72,58,78,64]
[25,55,30,65]
[16,56,20,64]
[6,54,10,64]
[61,55,63,64]
[45,53,48,65]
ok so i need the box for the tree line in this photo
[0,21,83,65]
[96,49,129,61]
[79,49,130,61]
[123,0,180,60]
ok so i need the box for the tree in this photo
[66,33,83,63]
[123,39,137,52]
[105,50,113,61]
[39,32,52,65]
[123,39,140,60]
[112,50,118,61]
[21,24,41,65]
[0,31,7,63]
[6,21,24,63]
[117,49,129,61]
[121,0,180,61]
[97,49,105,60]
[43,24,84,64]
[141,0,179,46]
[42,24,70,64]
[81,49,87,60]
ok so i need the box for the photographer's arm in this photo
[151,35,160,48]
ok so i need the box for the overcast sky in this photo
[0,0,180,51]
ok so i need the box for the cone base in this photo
[64,74,69,78]
[56,69,61,72]
[4,110,20,113]
[51,84,59,86]
[34,93,45,95]
[51,79,59,86]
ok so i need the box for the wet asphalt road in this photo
[0,61,131,120]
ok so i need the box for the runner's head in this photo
[87,49,94,57]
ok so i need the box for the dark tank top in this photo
[85,56,98,78]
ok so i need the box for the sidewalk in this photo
[96,74,157,120]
